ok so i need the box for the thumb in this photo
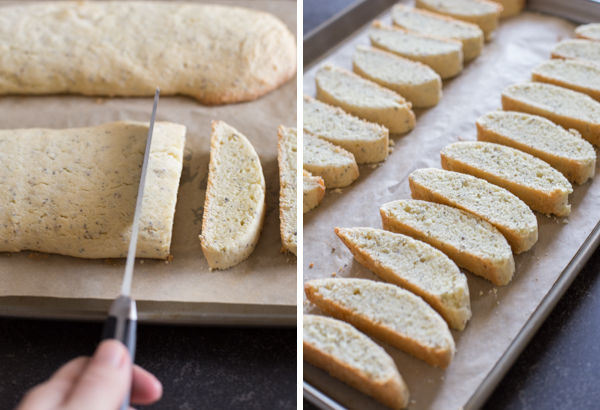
[64,340,131,410]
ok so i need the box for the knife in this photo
[101,87,160,410]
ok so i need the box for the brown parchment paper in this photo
[303,7,598,409]
[0,0,297,320]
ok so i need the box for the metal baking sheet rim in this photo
[302,0,600,408]
[0,296,296,327]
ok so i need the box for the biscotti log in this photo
[391,4,484,61]
[501,82,600,147]
[441,141,573,216]
[303,170,325,214]
[476,111,596,185]
[305,278,455,368]
[334,227,472,330]
[409,168,538,253]
[369,21,464,79]
[532,59,600,102]
[0,121,185,259]
[277,126,297,256]
[0,2,296,105]
[304,95,390,163]
[353,46,442,108]
[315,64,415,134]
[416,0,502,40]
[200,121,266,270]
[303,315,410,410]
[381,200,515,286]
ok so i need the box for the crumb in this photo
[545,213,551,218]
[286,258,290,263]
[208,266,214,271]
[165,260,170,264]
[332,188,343,194]
[95,98,104,104]
[388,147,394,154]
[331,247,335,253]
[370,164,378,169]
[489,289,493,294]
[411,400,417,404]
[458,136,464,141]
[167,254,174,262]
[140,260,144,264]
[536,257,540,260]
[497,301,500,305]
[309,263,314,269]
[493,288,497,294]
[536,277,539,281]
[389,140,395,147]
[339,267,342,271]
[332,272,336,277]
[563,219,569,224]
[479,291,483,296]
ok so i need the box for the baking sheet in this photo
[0,0,297,325]
[303,5,600,409]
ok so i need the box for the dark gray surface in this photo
[303,1,600,409]
[0,319,296,410]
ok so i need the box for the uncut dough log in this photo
[0,2,296,105]
[0,121,186,259]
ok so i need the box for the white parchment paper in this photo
[0,0,297,320]
[303,8,597,410]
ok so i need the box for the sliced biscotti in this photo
[315,65,416,134]
[551,39,600,64]
[335,227,471,330]
[277,126,297,255]
[353,46,442,108]
[532,59,600,102]
[490,0,524,18]
[303,170,325,214]
[304,278,455,368]
[502,82,600,146]
[381,200,515,286]
[304,95,389,163]
[369,21,463,79]
[304,315,410,410]
[409,168,538,253]
[200,121,266,270]
[416,0,502,40]
[391,5,484,61]
[575,23,600,41]
[441,142,573,216]
[476,111,596,185]
[303,131,359,188]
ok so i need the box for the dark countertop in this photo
[303,1,600,409]
[0,319,296,410]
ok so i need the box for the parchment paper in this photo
[303,7,598,409]
[0,0,297,319]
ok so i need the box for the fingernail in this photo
[94,340,125,367]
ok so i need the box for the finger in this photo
[130,364,163,405]
[63,339,131,410]
[16,357,89,410]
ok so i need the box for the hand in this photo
[16,339,162,410]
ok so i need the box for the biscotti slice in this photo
[409,168,538,253]
[490,0,524,18]
[277,126,297,255]
[532,59,600,102]
[416,0,502,40]
[575,23,600,41]
[551,39,600,64]
[315,65,415,135]
[391,5,484,61]
[303,131,359,188]
[476,111,596,185]
[304,278,455,368]
[369,21,463,79]
[304,95,390,163]
[502,82,600,146]
[0,2,296,105]
[303,170,325,213]
[200,121,266,270]
[441,142,573,216]
[335,227,471,330]
[304,315,410,410]
[0,122,185,259]
[353,46,442,108]
[380,200,515,286]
